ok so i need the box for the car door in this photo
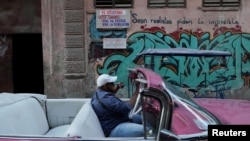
[140,88,179,141]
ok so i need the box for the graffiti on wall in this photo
[131,13,240,27]
[89,15,250,98]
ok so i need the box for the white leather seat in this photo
[0,97,69,136]
[0,94,70,137]
[64,100,105,138]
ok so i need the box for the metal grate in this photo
[148,0,186,8]
[95,0,133,8]
[203,0,241,7]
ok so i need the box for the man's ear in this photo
[101,84,108,90]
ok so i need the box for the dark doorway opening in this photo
[12,34,44,94]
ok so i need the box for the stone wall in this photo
[41,0,250,99]
[42,0,87,98]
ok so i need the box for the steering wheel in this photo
[129,72,147,119]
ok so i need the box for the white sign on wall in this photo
[96,9,130,29]
[103,38,127,49]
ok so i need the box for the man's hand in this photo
[114,82,124,93]
[117,82,124,89]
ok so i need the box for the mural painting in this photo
[89,15,250,99]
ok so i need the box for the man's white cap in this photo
[97,74,117,87]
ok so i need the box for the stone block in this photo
[64,10,83,22]
[64,0,83,9]
[65,35,84,47]
[65,23,83,34]
[65,48,84,61]
[65,61,85,73]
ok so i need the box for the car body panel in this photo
[170,98,250,136]
[0,137,74,141]
[193,98,250,124]
[133,66,250,140]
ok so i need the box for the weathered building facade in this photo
[0,0,43,93]
[1,0,250,99]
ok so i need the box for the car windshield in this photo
[136,48,230,137]
[162,81,220,134]
[136,48,230,128]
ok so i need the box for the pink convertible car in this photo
[0,48,250,141]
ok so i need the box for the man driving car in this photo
[91,74,143,137]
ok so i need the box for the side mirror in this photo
[159,129,180,141]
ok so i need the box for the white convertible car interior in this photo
[0,93,105,138]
